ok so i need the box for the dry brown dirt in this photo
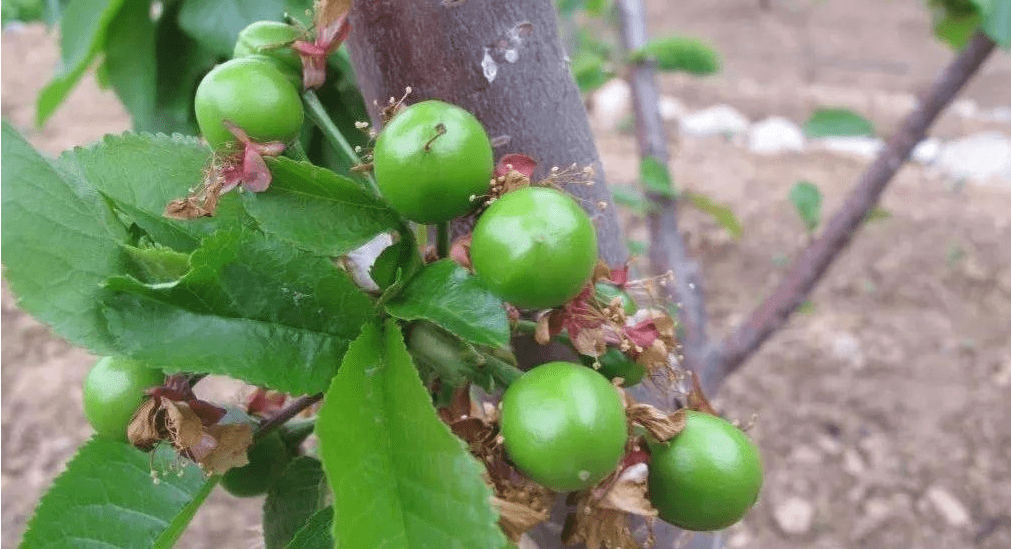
[3,1,1010,548]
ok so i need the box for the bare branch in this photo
[615,0,709,366]
[253,393,322,441]
[700,31,997,394]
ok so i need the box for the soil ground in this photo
[3,1,1010,548]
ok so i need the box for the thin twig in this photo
[253,393,323,441]
[615,0,709,366]
[301,89,381,196]
[699,31,997,394]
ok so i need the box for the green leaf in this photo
[933,9,982,49]
[1,122,127,353]
[789,180,822,233]
[151,0,219,135]
[177,0,312,56]
[572,53,612,93]
[803,108,875,138]
[627,240,648,256]
[317,320,506,549]
[682,191,743,239]
[864,206,891,223]
[243,157,401,257]
[384,260,510,348]
[285,507,333,549]
[55,132,226,252]
[979,0,1011,46]
[102,229,375,394]
[630,36,721,75]
[264,457,327,549]
[21,438,213,549]
[36,0,128,126]
[152,475,220,549]
[609,185,649,214]
[103,0,157,130]
[124,244,191,283]
[2,0,49,25]
[640,156,674,199]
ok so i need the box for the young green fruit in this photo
[648,410,763,531]
[83,356,164,442]
[194,57,304,151]
[471,186,598,309]
[372,100,493,223]
[233,21,303,86]
[581,347,647,387]
[500,362,628,492]
[221,432,291,497]
[595,281,637,315]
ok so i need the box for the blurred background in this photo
[3,0,1010,548]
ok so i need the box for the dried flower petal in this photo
[198,423,253,474]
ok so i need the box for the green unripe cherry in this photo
[221,432,291,497]
[500,362,628,492]
[233,21,303,86]
[648,410,763,531]
[83,356,165,442]
[581,347,647,387]
[372,100,494,224]
[194,58,304,151]
[471,186,598,310]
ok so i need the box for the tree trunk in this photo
[346,0,628,267]
[348,2,633,547]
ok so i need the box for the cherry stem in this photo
[436,222,450,258]
[301,89,380,196]
[423,123,447,151]
[253,393,323,442]
[286,139,309,162]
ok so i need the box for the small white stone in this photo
[842,448,867,476]
[590,78,632,130]
[911,138,942,164]
[727,528,751,548]
[659,96,688,121]
[813,136,885,159]
[950,99,979,119]
[816,433,843,455]
[746,116,806,154]
[830,332,865,368]
[936,132,1011,182]
[774,496,815,535]
[680,104,749,137]
[925,486,971,527]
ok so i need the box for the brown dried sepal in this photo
[127,394,253,474]
[686,369,719,416]
[128,398,164,451]
[628,405,685,444]
[449,412,554,541]
[197,423,254,474]
[571,325,606,357]
[493,488,554,543]
[561,458,659,548]
[164,179,225,220]
[315,0,352,29]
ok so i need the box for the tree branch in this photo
[615,0,709,368]
[700,30,997,394]
[253,393,323,441]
